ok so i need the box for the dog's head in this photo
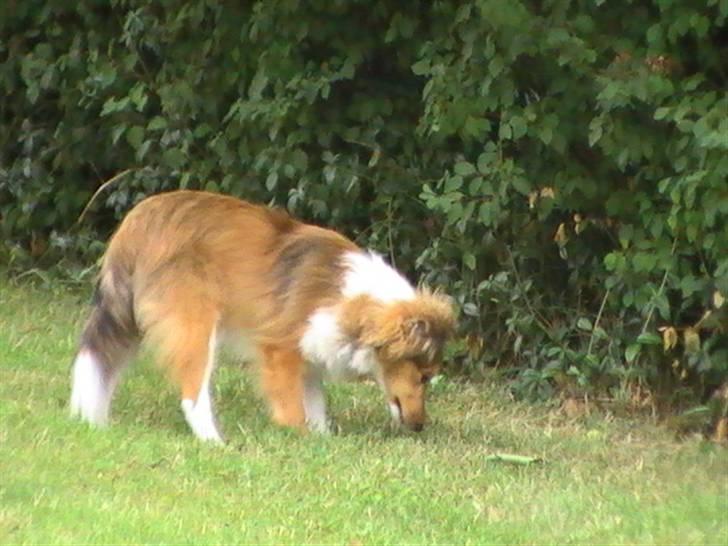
[339,290,456,431]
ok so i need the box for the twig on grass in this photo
[485,453,543,465]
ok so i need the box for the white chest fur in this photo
[300,251,416,380]
[299,308,377,381]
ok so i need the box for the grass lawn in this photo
[1,277,726,545]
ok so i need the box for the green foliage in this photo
[1,0,726,403]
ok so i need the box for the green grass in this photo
[1,278,726,545]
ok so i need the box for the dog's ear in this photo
[393,292,457,361]
[405,318,431,341]
[400,315,447,362]
[406,291,457,340]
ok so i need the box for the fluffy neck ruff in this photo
[341,251,416,302]
[299,251,454,378]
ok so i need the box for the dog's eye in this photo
[420,374,431,385]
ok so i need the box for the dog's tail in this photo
[70,263,139,426]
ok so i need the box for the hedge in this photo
[2,0,726,405]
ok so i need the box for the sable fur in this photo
[93,191,355,348]
[71,190,456,437]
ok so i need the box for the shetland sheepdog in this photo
[70,190,455,441]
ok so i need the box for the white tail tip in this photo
[70,349,112,426]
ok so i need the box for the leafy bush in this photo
[2,0,726,405]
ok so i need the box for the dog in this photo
[70,190,456,441]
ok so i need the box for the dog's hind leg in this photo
[71,280,139,426]
[177,322,223,444]
[142,294,224,443]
